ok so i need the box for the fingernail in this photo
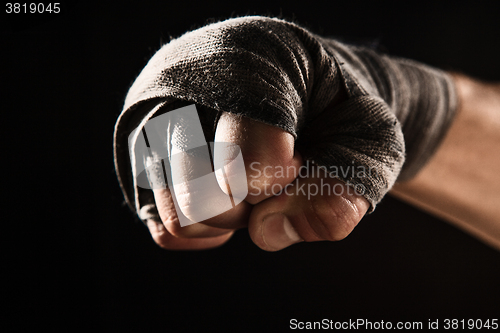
[262,213,302,250]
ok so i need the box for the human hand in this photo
[147,111,370,251]
[116,16,456,252]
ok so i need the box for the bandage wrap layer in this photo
[113,16,457,217]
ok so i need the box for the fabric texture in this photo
[113,16,457,219]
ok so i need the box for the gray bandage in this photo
[113,16,457,218]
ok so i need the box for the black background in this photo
[3,1,500,331]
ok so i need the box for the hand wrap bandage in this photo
[113,16,457,221]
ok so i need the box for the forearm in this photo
[391,73,500,250]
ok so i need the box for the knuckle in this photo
[162,216,194,238]
[245,155,300,203]
[154,237,171,250]
[157,210,187,238]
[164,221,185,238]
[308,192,358,241]
[147,222,174,249]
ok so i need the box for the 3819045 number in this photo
[6,3,61,14]
[443,319,499,330]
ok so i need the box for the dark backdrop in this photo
[4,1,500,331]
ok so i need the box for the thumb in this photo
[248,165,370,251]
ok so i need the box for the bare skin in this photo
[147,111,370,251]
[146,73,500,251]
[391,73,500,251]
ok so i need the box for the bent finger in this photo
[146,217,234,250]
[214,112,303,205]
[153,187,237,238]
